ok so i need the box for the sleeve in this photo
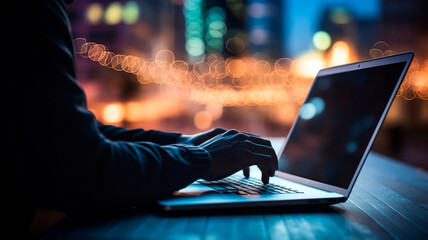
[98,122,181,145]
[6,0,211,212]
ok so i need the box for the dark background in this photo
[65,0,428,170]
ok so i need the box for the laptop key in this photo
[201,176,304,195]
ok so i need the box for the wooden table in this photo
[41,138,428,239]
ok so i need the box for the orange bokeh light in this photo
[74,37,428,106]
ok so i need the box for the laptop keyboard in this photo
[198,175,304,195]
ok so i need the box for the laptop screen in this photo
[279,61,407,189]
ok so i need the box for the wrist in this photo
[172,144,212,179]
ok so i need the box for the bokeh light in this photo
[294,51,325,78]
[67,0,428,171]
[184,0,205,61]
[86,3,103,25]
[299,102,317,120]
[194,111,213,129]
[330,7,351,24]
[186,38,205,57]
[312,31,332,51]
[74,37,428,106]
[103,103,125,123]
[105,2,123,25]
[226,37,245,53]
[329,41,351,66]
[123,1,140,25]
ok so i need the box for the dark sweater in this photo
[4,0,211,235]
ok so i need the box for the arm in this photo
[97,122,181,145]
[7,0,211,212]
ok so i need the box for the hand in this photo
[177,128,227,146]
[199,129,278,184]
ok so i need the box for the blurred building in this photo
[246,0,284,59]
[67,0,184,111]
[381,0,428,57]
[65,0,428,170]
[377,0,428,169]
[283,0,381,58]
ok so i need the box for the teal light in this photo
[208,6,226,18]
[209,21,225,31]
[123,1,139,24]
[207,38,223,48]
[186,38,205,56]
[205,6,226,53]
[208,29,223,38]
[312,31,331,51]
[299,103,317,120]
[184,0,205,59]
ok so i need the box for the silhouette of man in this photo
[4,0,277,235]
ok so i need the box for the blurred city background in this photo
[66,0,428,170]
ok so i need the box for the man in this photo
[4,0,278,235]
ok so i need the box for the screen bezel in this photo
[276,52,414,197]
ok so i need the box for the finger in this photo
[245,134,272,147]
[245,141,278,169]
[248,150,278,177]
[241,131,260,138]
[195,128,227,145]
[210,127,227,135]
[243,167,249,178]
[258,165,270,184]
[199,128,227,141]
[226,131,271,148]
[223,129,240,136]
[226,130,271,146]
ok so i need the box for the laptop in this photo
[158,52,414,211]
